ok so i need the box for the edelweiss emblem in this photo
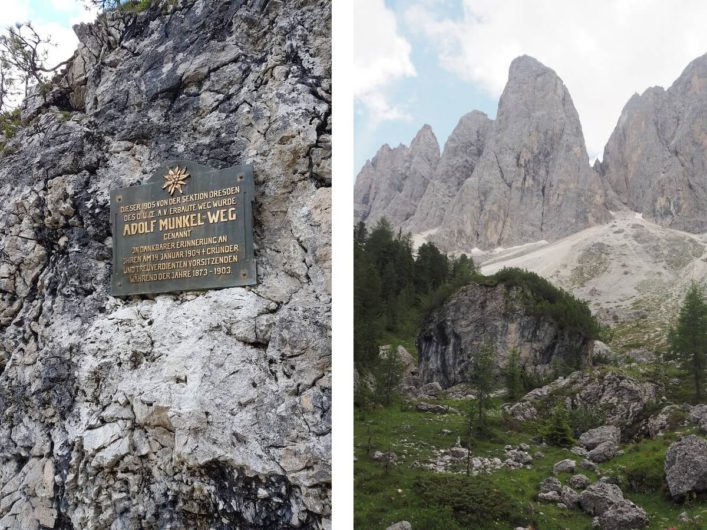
[162,166,190,195]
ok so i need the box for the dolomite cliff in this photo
[0,1,331,529]
[417,281,593,388]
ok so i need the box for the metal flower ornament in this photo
[162,166,190,195]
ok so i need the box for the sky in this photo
[354,0,707,174]
[0,1,97,102]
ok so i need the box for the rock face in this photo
[354,56,609,250]
[353,125,440,229]
[433,56,608,250]
[417,281,593,388]
[0,1,331,529]
[599,53,707,233]
[511,370,661,434]
[664,435,707,498]
[403,111,492,234]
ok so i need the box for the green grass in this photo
[355,393,707,530]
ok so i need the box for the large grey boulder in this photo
[579,482,625,515]
[0,1,332,529]
[386,522,412,530]
[580,482,648,528]
[599,53,707,234]
[553,459,577,475]
[664,435,707,498]
[417,282,593,387]
[433,55,609,250]
[588,441,619,464]
[579,425,621,450]
[598,502,649,530]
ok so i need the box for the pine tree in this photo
[468,341,496,435]
[505,347,523,401]
[669,282,707,402]
[545,402,575,447]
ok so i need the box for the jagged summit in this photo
[600,51,707,234]
[431,55,608,249]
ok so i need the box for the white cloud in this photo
[405,0,707,160]
[355,0,416,127]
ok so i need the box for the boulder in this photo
[553,459,577,474]
[664,435,707,498]
[449,447,469,459]
[588,440,618,463]
[372,451,397,464]
[419,382,443,397]
[504,402,538,422]
[539,477,562,493]
[579,482,625,515]
[415,402,456,414]
[597,501,649,530]
[417,282,593,387]
[578,425,620,450]
[513,371,661,429]
[538,491,561,503]
[688,404,707,433]
[647,404,689,438]
[560,485,580,508]
[386,522,412,530]
[569,474,591,490]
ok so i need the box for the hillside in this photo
[480,211,707,352]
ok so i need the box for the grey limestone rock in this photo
[600,53,707,233]
[664,435,707,498]
[0,1,331,529]
[432,55,609,250]
[417,281,593,388]
[579,425,621,450]
[354,125,440,230]
[511,371,661,431]
[553,459,577,475]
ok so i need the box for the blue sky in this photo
[354,0,707,176]
[355,0,497,174]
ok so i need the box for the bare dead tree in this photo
[0,22,73,110]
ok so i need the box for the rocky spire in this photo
[354,124,440,229]
[600,53,707,233]
[403,110,492,234]
[432,55,609,250]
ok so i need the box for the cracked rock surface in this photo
[0,0,331,528]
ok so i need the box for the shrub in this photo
[544,403,575,447]
[413,474,529,528]
[568,405,606,437]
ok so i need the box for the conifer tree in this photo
[505,347,523,401]
[545,402,575,447]
[669,282,707,402]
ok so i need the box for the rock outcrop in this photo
[403,111,492,234]
[579,482,649,529]
[599,53,707,233]
[433,56,608,250]
[417,280,593,388]
[354,55,609,250]
[354,125,440,229]
[0,1,331,529]
[508,370,661,435]
[664,435,707,498]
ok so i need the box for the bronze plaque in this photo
[110,160,257,296]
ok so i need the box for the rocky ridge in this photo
[355,53,707,253]
[0,1,331,529]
